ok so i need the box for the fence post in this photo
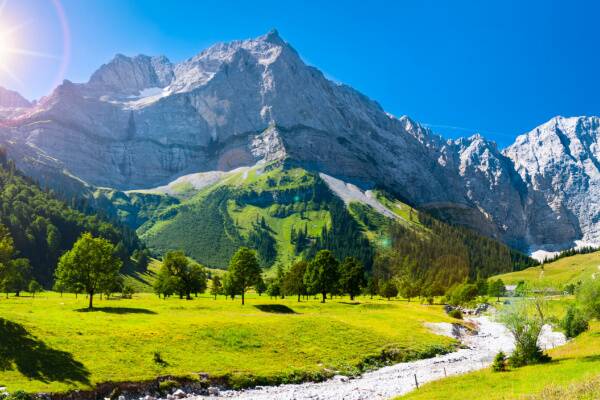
[414,374,419,389]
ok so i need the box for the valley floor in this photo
[0,292,455,394]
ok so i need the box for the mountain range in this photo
[0,30,598,255]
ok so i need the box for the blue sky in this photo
[1,0,598,147]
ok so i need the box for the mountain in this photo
[0,30,597,253]
[504,116,600,250]
[0,86,31,109]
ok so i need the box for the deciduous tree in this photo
[304,250,339,303]
[339,257,365,300]
[228,247,262,305]
[55,233,122,309]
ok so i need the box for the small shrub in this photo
[561,306,589,338]
[448,309,463,319]
[4,392,32,400]
[153,351,168,367]
[122,284,135,299]
[158,379,178,394]
[491,351,507,372]
[426,296,434,305]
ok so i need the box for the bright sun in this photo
[0,0,62,86]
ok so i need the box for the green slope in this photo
[98,163,535,293]
[493,251,600,289]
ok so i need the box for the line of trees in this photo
[209,248,368,304]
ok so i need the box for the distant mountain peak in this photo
[0,86,31,109]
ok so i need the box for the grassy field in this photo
[400,321,600,400]
[0,292,457,394]
[493,251,600,289]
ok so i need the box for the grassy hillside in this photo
[492,251,600,289]
[96,163,536,294]
[0,292,457,393]
[399,320,600,400]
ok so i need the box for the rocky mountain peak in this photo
[87,53,174,95]
[0,87,31,109]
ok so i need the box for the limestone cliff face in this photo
[504,116,600,249]
[0,31,598,251]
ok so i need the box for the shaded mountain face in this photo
[0,30,597,252]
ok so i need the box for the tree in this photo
[28,280,43,298]
[396,275,420,302]
[304,250,339,303]
[222,272,239,300]
[365,276,378,299]
[255,276,266,296]
[210,275,223,300]
[2,258,31,297]
[55,232,122,309]
[154,265,176,298]
[133,249,151,271]
[284,260,308,302]
[160,251,207,300]
[339,257,365,300]
[228,247,262,305]
[380,281,398,300]
[500,297,551,367]
[488,279,505,302]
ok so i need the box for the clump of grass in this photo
[158,379,178,394]
[448,309,463,319]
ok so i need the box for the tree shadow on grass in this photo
[254,304,298,314]
[339,301,361,305]
[74,307,157,314]
[0,318,90,385]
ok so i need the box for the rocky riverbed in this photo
[165,315,565,400]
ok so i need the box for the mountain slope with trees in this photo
[0,149,142,285]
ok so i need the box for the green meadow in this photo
[0,292,456,394]
[493,251,600,289]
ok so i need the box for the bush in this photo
[501,298,551,367]
[561,306,589,338]
[445,283,478,306]
[2,392,33,400]
[448,309,463,319]
[576,279,600,319]
[122,284,135,299]
[491,351,507,372]
[158,379,178,394]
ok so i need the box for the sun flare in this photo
[0,0,63,86]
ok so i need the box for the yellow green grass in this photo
[493,251,600,289]
[0,292,457,394]
[400,321,600,400]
